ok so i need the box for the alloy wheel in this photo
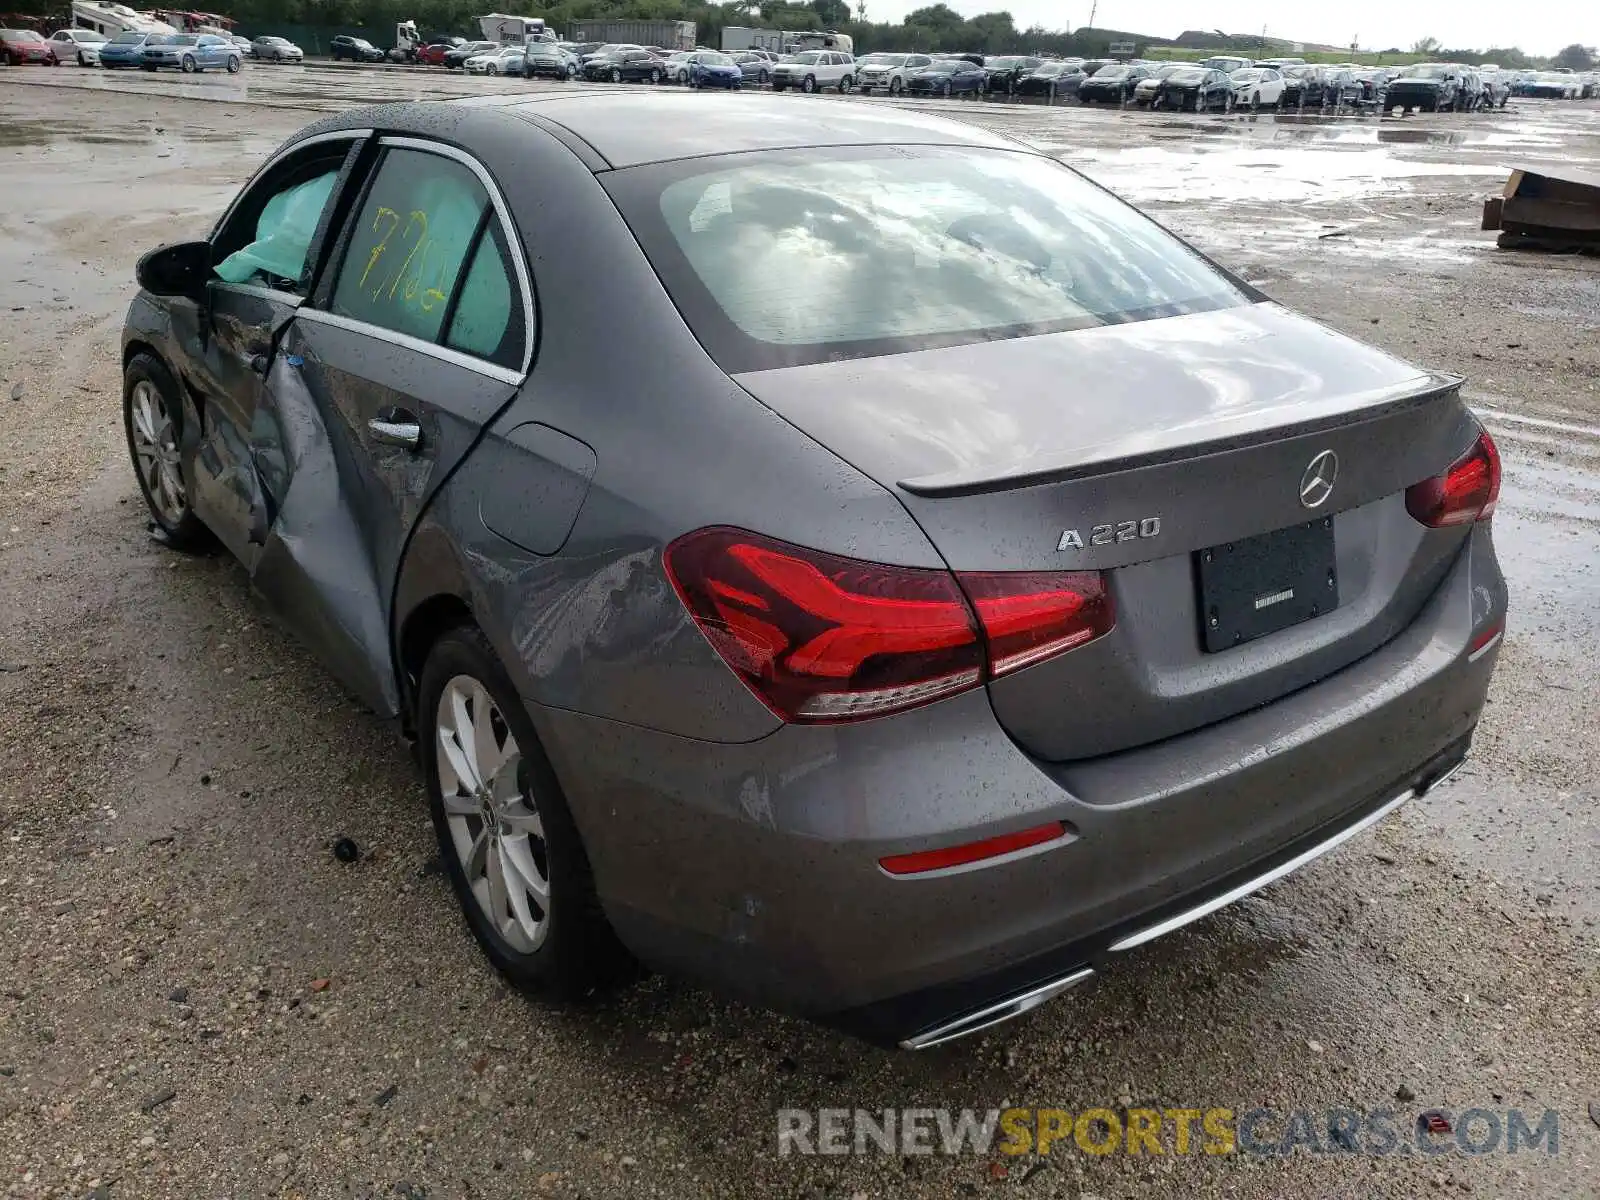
[435,675,551,954]
[129,379,187,526]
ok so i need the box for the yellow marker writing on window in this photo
[388,209,429,301]
[359,207,400,289]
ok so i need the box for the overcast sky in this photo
[861,1,1591,57]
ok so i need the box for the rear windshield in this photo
[607,147,1248,373]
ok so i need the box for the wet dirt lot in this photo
[1,70,1597,1200]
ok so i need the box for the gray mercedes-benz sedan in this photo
[121,93,1506,1049]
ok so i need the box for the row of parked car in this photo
[982,56,1599,114]
[399,38,1600,116]
[0,25,311,71]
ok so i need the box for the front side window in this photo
[211,141,353,291]
[611,147,1248,372]
[332,148,489,345]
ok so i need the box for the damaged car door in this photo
[264,139,531,714]
[184,133,367,568]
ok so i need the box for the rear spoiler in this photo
[897,373,1462,498]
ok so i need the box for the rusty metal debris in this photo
[1483,164,1600,252]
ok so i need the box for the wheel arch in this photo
[393,533,478,735]
[122,338,194,432]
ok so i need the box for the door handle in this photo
[369,411,422,451]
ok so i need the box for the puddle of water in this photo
[1066,143,1503,205]
[1377,127,1468,146]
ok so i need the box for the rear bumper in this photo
[531,525,1503,1045]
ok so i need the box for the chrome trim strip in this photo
[379,135,535,377]
[900,967,1095,1051]
[1418,757,1465,794]
[293,309,526,387]
[1467,630,1503,663]
[1108,788,1414,953]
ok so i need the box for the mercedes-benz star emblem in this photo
[1299,450,1339,509]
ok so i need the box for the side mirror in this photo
[136,240,211,300]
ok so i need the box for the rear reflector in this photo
[664,527,1114,723]
[1468,620,1505,661]
[1406,430,1501,527]
[879,821,1068,876]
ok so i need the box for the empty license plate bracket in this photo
[1196,518,1337,652]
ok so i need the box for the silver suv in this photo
[854,52,933,94]
[771,49,855,93]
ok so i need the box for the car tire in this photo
[802,74,816,93]
[758,68,769,85]
[647,67,659,84]
[418,624,635,999]
[940,81,951,97]
[2,51,14,66]
[890,76,902,95]
[180,54,196,72]
[1250,91,1259,111]
[141,63,155,71]
[124,354,209,549]
[838,74,852,93]
[610,67,621,83]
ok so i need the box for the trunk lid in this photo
[732,303,1482,760]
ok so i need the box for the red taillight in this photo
[961,571,1115,677]
[879,821,1069,876]
[1405,430,1501,527]
[663,528,1114,723]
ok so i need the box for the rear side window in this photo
[608,146,1248,373]
[332,148,489,345]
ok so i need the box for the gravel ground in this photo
[1,79,1597,1200]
